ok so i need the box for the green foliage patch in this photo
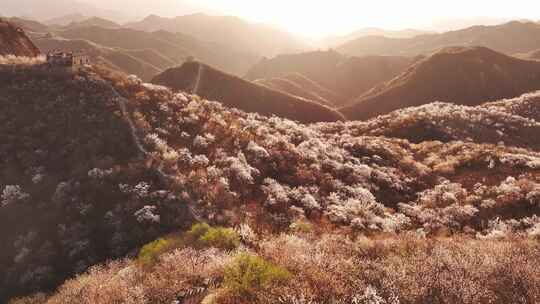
[223,253,291,298]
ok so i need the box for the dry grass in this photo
[17,232,540,304]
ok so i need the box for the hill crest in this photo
[152,61,345,123]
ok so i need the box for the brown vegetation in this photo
[17,233,540,304]
[2,61,540,302]
[317,92,540,150]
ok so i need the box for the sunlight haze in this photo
[85,0,540,37]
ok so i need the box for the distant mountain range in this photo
[152,61,345,123]
[124,13,308,57]
[58,26,258,74]
[44,13,87,26]
[338,21,540,57]
[11,17,259,80]
[246,50,415,105]
[322,28,431,48]
[64,17,121,29]
[6,13,312,80]
[341,46,540,120]
[0,0,129,22]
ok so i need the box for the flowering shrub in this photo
[134,205,161,223]
[1,185,30,207]
[0,55,45,66]
[4,64,540,302]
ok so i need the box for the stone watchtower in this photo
[46,50,90,71]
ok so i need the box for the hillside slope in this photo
[0,20,40,56]
[4,60,540,303]
[152,61,345,123]
[341,47,540,120]
[246,50,414,104]
[338,21,540,57]
[0,63,198,301]
[317,94,540,151]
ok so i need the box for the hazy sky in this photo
[84,0,540,37]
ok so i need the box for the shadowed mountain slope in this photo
[0,20,40,56]
[0,63,196,300]
[152,61,345,123]
[341,47,540,120]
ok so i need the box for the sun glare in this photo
[188,0,540,37]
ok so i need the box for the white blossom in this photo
[1,185,30,207]
[134,205,160,223]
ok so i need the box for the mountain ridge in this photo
[152,61,345,123]
[124,13,308,57]
[338,21,540,57]
[246,50,415,105]
[341,46,540,120]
